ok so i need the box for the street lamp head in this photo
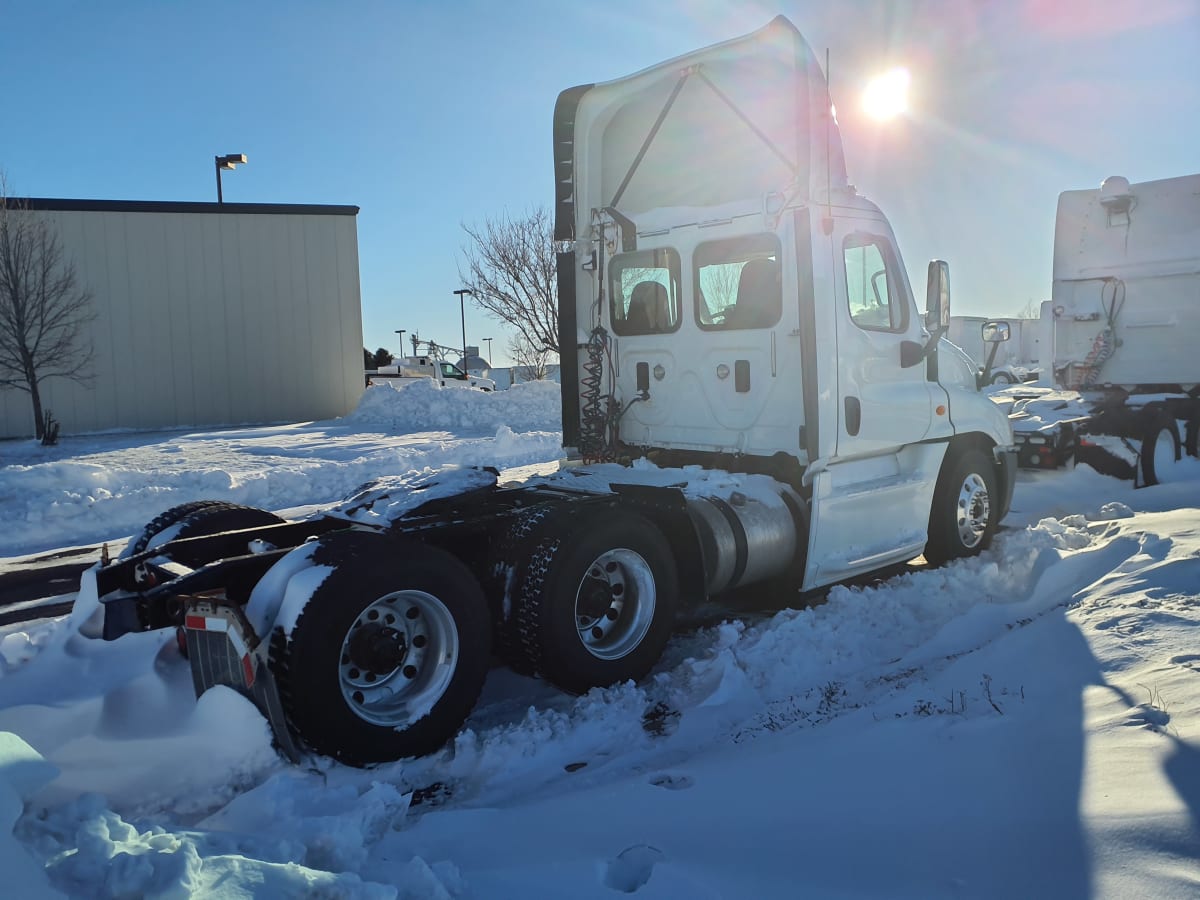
[216,153,248,170]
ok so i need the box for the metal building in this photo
[0,198,363,439]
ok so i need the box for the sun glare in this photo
[863,67,910,121]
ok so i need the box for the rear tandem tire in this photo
[124,500,284,557]
[924,448,999,567]
[1139,411,1181,486]
[512,509,678,695]
[276,534,491,766]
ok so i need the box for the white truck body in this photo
[370,356,496,391]
[555,15,1014,589]
[90,17,1018,767]
[1008,174,1200,479]
[1048,173,1200,391]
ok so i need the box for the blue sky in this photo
[3,0,1197,366]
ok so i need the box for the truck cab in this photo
[554,15,1015,588]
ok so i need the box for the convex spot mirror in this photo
[982,321,1011,343]
[925,260,950,330]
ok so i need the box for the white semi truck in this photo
[1007,173,1200,483]
[79,17,1015,766]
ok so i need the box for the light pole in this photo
[453,288,472,360]
[483,337,493,363]
[394,329,406,358]
[214,153,247,203]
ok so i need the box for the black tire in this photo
[990,371,1014,385]
[486,504,557,673]
[124,499,232,557]
[925,448,999,567]
[512,509,678,695]
[276,533,490,766]
[1183,413,1198,459]
[125,500,283,557]
[1139,412,1181,486]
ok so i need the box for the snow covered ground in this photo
[0,380,1197,898]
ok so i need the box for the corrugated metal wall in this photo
[0,201,363,438]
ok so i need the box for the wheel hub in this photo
[956,473,991,549]
[338,590,460,728]
[347,623,407,674]
[574,549,655,661]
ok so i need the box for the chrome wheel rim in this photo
[574,548,656,661]
[338,589,459,727]
[956,473,991,549]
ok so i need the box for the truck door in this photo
[832,224,934,455]
[803,215,943,587]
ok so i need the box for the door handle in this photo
[844,396,861,436]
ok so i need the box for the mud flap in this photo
[994,447,1018,520]
[183,601,302,763]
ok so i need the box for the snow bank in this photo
[0,381,564,558]
[0,733,62,898]
[345,379,561,433]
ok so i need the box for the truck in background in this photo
[1005,173,1200,483]
[947,315,1040,385]
[369,355,497,391]
[77,16,1016,766]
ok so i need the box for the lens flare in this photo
[863,67,910,121]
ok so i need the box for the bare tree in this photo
[459,207,559,353]
[0,178,94,440]
[508,334,552,382]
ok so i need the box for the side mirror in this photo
[925,260,951,331]
[982,321,1011,343]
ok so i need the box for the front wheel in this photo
[275,534,490,766]
[512,509,678,694]
[924,448,998,566]
[990,371,1014,386]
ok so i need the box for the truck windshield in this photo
[609,248,681,336]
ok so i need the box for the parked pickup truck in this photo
[370,356,496,391]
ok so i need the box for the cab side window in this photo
[695,234,782,330]
[844,236,907,332]
[609,248,681,336]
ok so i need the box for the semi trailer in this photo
[78,16,1016,766]
[1006,173,1200,483]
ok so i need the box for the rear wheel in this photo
[990,371,1014,385]
[124,500,283,557]
[512,509,678,694]
[276,534,490,765]
[925,448,998,566]
[1185,413,1199,458]
[1140,412,1181,486]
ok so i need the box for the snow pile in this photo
[0,384,564,558]
[0,406,1198,896]
[0,734,62,899]
[345,379,561,433]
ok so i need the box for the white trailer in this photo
[79,17,1015,766]
[1010,174,1200,482]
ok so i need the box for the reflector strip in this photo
[183,613,254,687]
